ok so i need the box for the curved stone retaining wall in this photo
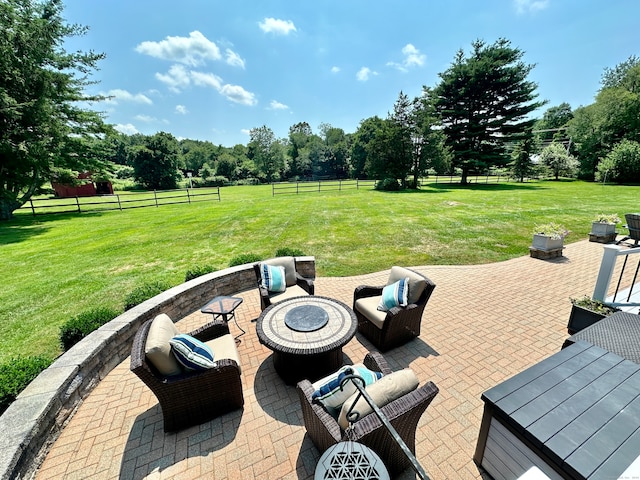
[0,257,316,480]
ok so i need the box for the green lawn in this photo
[1,180,637,362]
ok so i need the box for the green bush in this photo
[0,355,52,415]
[275,247,305,257]
[124,280,172,311]
[375,177,400,191]
[596,139,640,184]
[185,264,217,282]
[60,306,120,351]
[229,253,262,267]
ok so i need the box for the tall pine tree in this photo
[434,39,546,183]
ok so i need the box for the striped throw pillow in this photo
[261,263,287,292]
[169,334,216,371]
[377,277,410,311]
[311,364,383,409]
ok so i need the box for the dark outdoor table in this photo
[256,295,357,385]
[563,311,640,364]
[475,341,640,479]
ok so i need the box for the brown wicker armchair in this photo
[130,315,244,432]
[297,351,439,477]
[353,266,436,352]
[618,213,640,247]
[253,256,315,310]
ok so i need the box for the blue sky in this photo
[62,0,639,147]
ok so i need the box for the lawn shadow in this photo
[119,404,242,480]
[425,181,547,193]
[0,211,105,245]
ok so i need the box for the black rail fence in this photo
[431,174,532,184]
[272,179,377,196]
[20,187,221,216]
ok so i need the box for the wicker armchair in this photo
[130,316,244,432]
[353,267,436,351]
[618,213,640,247]
[253,256,315,310]
[297,351,439,477]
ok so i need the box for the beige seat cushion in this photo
[355,296,387,329]
[145,314,182,376]
[205,334,242,373]
[268,284,310,304]
[262,256,296,287]
[388,266,426,305]
[338,368,419,429]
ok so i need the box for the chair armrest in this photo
[295,272,315,295]
[363,351,393,375]
[189,320,231,342]
[297,379,342,446]
[258,285,270,299]
[354,285,384,300]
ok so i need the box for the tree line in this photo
[1,0,639,220]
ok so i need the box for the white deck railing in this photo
[593,244,640,313]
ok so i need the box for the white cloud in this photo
[155,64,256,106]
[241,129,251,136]
[331,66,340,74]
[114,123,139,135]
[268,100,289,110]
[103,89,152,105]
[155,64,192,92]
[225,49,245,69]
[259,17,297,35]
[220,84,257,106]
[175,105,188,115]
[356,67,377,82]
[134,114,156,122]
[190,71,223,90]
[387,44,426,72]
[135,31,221,66]
[514,0,549,14]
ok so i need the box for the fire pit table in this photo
[256,295,357,385]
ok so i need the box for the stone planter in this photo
[591,222,616,236]
[567,304,606,334]
[589,222,617,243]
[531,234,563,252]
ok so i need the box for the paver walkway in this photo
[36,240,620,479]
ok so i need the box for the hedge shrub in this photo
[0,355,52,415]
[185,264,217,282]
[124,280,172,311]
[59,306,121,351]
[229,253,262,267]
[275,247,305,257]
[375,178,400,191]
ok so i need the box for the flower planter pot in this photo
[531,234,563,252]
[591,222,616,236]
[567,304,606,334]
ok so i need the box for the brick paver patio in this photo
[36,240,615,479]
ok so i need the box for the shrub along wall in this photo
[0,257,316,480]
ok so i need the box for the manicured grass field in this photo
[1,179,637,362]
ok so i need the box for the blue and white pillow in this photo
[261,263,287,292]
[377,277,410,312]
[311,364,383,409]
[169,334,216,371]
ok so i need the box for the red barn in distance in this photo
[51,171,113,198]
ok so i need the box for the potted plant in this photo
[590,213,621,236]
[567,296,621,334]
[531,222,569,251]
